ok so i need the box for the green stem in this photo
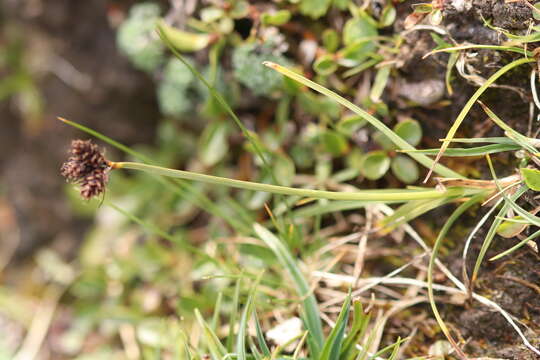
[263,62,464,179]
[425,57,535,180]
[115,162,468,202]
[427,193,486,360]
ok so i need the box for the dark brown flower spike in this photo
[61,139,111,200]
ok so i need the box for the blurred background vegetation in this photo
[1,0,540,359]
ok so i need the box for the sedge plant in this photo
[57,24,540,358]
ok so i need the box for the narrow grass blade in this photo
[253,223,324,356]
[423,44,532,58]
[385,339,401,360]
[195,309,228,360]
[356,321,381,360]
[293,331,309,360]
[470,186,527,283]
[445,137,520,144]
[343,58,381,78]
[370,65,391,103]
[377,197,457,234]
[319,291,352,360]
[248,337,263,360]
[445,51,459,95]
[58,117,251,233]
[227,276,242,352]
[237,273,263,360]
[369,337,407,360]
[490,228,540,261]
[262,62,463,179]
[156,23,280,188]
[424,57,535,181]
[478,101,538,154]
[403,143,520,156]
[183,338,193,360]
[107,202,222,266]
[462,197,503,287]
[117,161,467,202]
[254,312,271,357]
[341,301,370,360]
[211,292,223,331]
[428,193,485,360]
[291,201,372,218]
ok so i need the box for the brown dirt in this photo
[1,0,160,257]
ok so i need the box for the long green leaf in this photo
[403,144,520,157]
[490,228,540,261]
[254,312,271,357]
[227,276,242,352]
[479,102,538,154]
[253,223,324,357]
[195,309,228,360]
[108,203,222,266]
[378,197,457,234]
[237,273,263,360]
[341,301,370,360]
[369,337,407,360]
[428,193,486,359]
[426,57,535,180]
[58,117,250,233]
[263,62,463,179]
[118,161,467,202]
[424,44,533,58]
[445,137,519,144]
[319,292,352,360]
[156,23,281,188]
[470,187,527,283]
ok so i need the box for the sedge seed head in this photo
[61,139,111,200]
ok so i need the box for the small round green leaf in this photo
[372,131,395,151]
[534,3,540,21]
[343,15,378,46]
[313,55,338,76]
[322,29,340,52]
[337,114,366,136]
[379,5,396,27]
[198,121,229,166]
[291,144,315,169]
[261,10,292,26]
[341,15,377,64]
[200,7,224,23]
[229,0,249,18]
[218,17,234,34]
[391,155,419,184]
[394,119,422,146]
[321,130,349,156]
[361,151,391,180]
[346,148,364,169]
[430,9,443,25]
[411,4,433,13]
[496,217,529,238]
[157,21,212,52]
[521,167,540,191]
[273,153,296,187]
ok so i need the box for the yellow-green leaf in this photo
[157,20,212,52]
[394,119,422,147]
[521,167,540,191]
[391,155,419,184]
[361,151,390,180]
[496,217,529,238]
[313,55,338,76]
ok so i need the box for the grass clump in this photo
[7,2,540,359]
